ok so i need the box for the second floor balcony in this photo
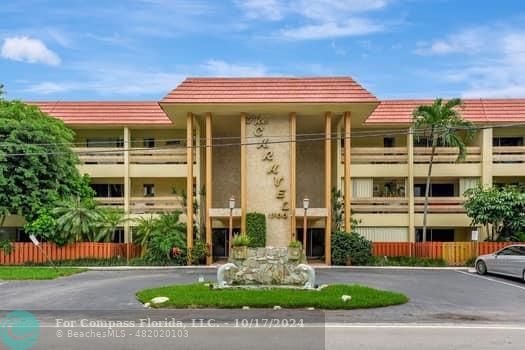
[96,196,184,214]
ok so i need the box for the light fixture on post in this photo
[228,195,235,256]
[303,196,309,255]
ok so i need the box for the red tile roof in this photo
[161,77,377,103]
[366,99,525,124]
[28,101,171,125]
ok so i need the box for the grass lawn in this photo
[0,267,86,280]
[137,283,408,310]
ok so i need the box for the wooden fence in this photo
[0,242,141,265]
[372,241,521,266]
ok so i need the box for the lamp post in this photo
[303,196,309,255]
[228,195,235,256]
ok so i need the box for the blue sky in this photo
[1,0,524,100]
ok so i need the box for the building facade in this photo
[2,77,525,264]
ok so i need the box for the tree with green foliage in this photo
[0,94,93,227]
[412,98,475,241]
[331,231,372,266]
[464,185,525,241]
[133,211,188,264]
[246,212,266,247]
[52,198,105,243]
[97,207,128,242]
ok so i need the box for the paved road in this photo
[1,268,525,349]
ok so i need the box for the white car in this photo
[475,244,525,282]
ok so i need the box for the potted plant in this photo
[231,234,250,259]
[288,240,303,260]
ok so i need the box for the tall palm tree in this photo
[97,207,129,242]
[53,198,104,242]
[412,98,475,242]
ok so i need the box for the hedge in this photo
[246,212,266,247]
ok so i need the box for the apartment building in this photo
[2,77,524,264]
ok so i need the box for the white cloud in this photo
[202,60,269,76]
[281,18,383,40]
[1,36,61,65]
[235,0,391,40]
[422,27,525,98]
[414,28,487,56]
[235,0,284,21]
[21,59,272,97]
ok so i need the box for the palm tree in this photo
[412,98,475,242]
[97,207,129,242]
[53,198,104,242]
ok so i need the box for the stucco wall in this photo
[246,114,291,247]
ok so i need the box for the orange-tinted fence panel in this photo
[477,242,515,255]
[0,243,141,265]
[372,242,412,257]
[372,241,525,266]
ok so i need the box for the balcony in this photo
[95,196,184,214]
[131,196,184,214]
[493,146,525,163]
[74,147,195,178]
[352,197,408,213]
[343,147,408,164]
[414,197,465,213]
[414,147,481,164]
[74,147,124,164]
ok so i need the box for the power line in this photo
[0,121,522,158]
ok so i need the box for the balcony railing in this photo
[352,197,408,213]
[96,197,125,207]
[352,197,466,214]
[74,148,194,165]
[493,146,525,163]
[344,147,408,164]
[74,147,124,164]
[95,196,184,214]
[129,148,191,164]
[130,196,184,214]
[414,197,465,213]
[414,147,480,164]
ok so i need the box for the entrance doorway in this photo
[296,228,325,259]
[212,228,240,259]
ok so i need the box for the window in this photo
[416,228,454,242]
[383,137,395,148]
[90,184,123,197]
[166,140,181,146]
[414,183,455,197]
[144,184,155,197]
[143,138,155,148]
[86,138,123,148]
[493,137,523,147]
[499,246,525,256]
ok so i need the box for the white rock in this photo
[198,276,205,283]
[306,307,315,310]
[318,284,329,290]
[341,295,352,302]
[151,297,169,304]
[273,305,282,310]
[242,306,250,310]
[144,303,151,308]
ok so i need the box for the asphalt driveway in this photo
[0,268,524,324]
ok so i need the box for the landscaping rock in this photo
[151,297,169,304]
[341,295,352,302]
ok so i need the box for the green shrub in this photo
[0,240,13,255]
[369,256,447,267]
[246,212,266,247]
[232,234,250,247]
[331,231,372,266]
[464,256,477,267]
[189,239,209,265]
[288,240,302,249]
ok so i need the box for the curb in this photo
[80,265,470,271]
